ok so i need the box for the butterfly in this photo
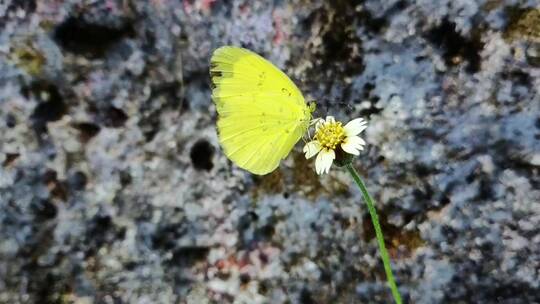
[210,46,314,175]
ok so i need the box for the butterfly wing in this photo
[210,46,311,175]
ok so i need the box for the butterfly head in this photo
[308,101,317,114]
[302,101,317,122]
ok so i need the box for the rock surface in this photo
[0,0,539,303]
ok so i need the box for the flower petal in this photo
[303,141,322,159]
[315,148,335,175]
[341,136,366,155]
[344,118,367,137]
[325,116,336,123]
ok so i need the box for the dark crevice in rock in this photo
[102,106,128,128]
[68,171,88,191]
[23,266,72,304]
[84,214,126,258]
[119,170,132,186]
[3,153,20,167]
[412,183,434,201]
[358,9,388,35]
[32,199,58,221]
[190,140,214,171]
[425,18,484,73]
[42,169,68,201]
[414,163,438,178]
[300,288,316,304]
[152,223,187,251]
[26,83,67,135]
[6,113,17,128]
[53,17,135,58]
[72,122,101,143]
[170,246,210,266]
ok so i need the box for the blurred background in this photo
[0,0,539,303]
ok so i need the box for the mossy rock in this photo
[10,40,47,76]
[504,8,540,42]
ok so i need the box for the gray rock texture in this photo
[1,0,539,303]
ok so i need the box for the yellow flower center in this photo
[315,121,346,150]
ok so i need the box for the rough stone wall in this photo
[0,0,539,303]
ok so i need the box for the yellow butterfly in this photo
[210,46,314,175]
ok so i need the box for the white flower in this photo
[303,116,367,174]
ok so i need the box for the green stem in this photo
[346,164,403,304]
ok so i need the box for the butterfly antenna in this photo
[324,100,331,116]
[324,99,355,114]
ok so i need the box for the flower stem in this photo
[346,164,403,304]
